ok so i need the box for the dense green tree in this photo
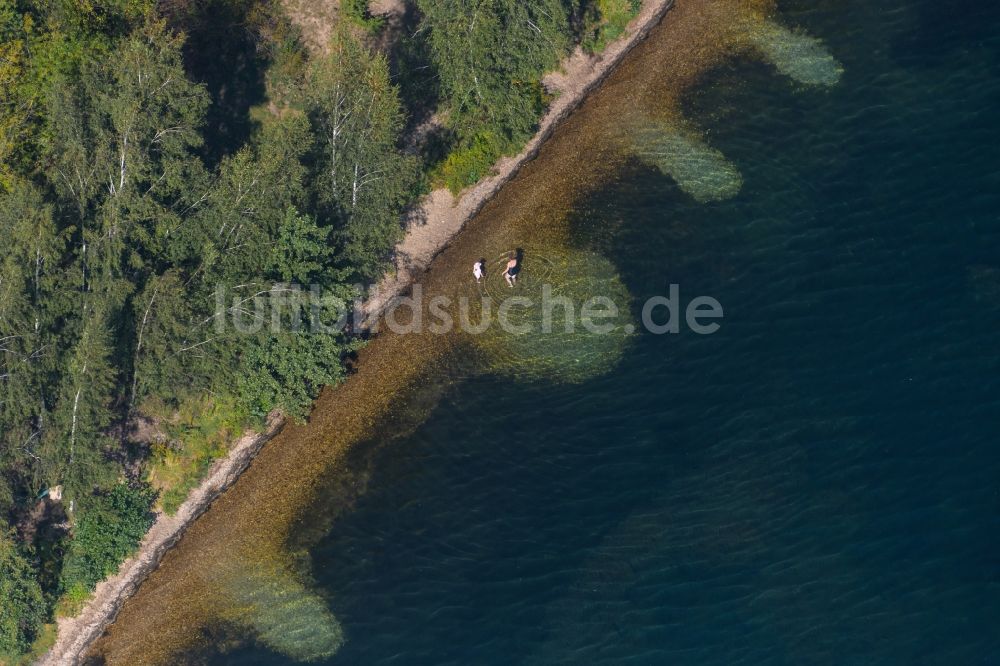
[236,324,360,419]
[0,0,158,189]
[0,180,66,511]
[0,1,30,188]
[59,483,156,595]
[303,28,418,279]
[44,18,210,255]
[39,303,120,501]
[40,0,153,36]
[0,530,46,659]
[0,5,409,659]
[271,207,333,284]
[131,107,361,418]
[3,19,211,511]
[417,0,571,148]
[129,269,193,407]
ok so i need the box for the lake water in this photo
[91,0,1000,663]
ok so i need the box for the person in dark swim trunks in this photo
[503,252,520,287]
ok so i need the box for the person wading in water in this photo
[503,251,521,287]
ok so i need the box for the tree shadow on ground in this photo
[163,0,272,166]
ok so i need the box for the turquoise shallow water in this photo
[198,0,1000,662]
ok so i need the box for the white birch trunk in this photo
[68,361,86,464]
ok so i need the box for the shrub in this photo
[58,484,157,599]
[581,0,642,54]
[53,581,91,618]
[430,131,507,193]
[144,394,250,515]
[341,0,384,31]
[0,531,46,659]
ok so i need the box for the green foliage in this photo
[580,0,642,54]
[429,130,505,192]
[59,484,156,596]
[42,0,154,36]
[53,581,90,618]
[0,531,46,659]
[40,307,120,503]
[129,270,195,408]
[302,27,419,279]
[0,2,30,188]
[0,4,404,660]
[44,18,210,222]
[0,180,64,514]
[341,0,384,31]
[144,395,251,515]
[0,0,156,188]
[417,0,571,182]
[237,328,358,420]
[15,621,57,666]
[271,207,333,283]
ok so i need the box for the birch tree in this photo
[0,181,65,504]
[45,18,209,276]
[39,301,118,504]
[304,27,418,279]
[31,18,209,501]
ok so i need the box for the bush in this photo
[53,581,91,618]
[418,0,570,189]
[0,531,46,659]
[430,131,507,193]
[236,328,360,420]
[58,484,157,599]
[144,394,250,515]
[341,0,384,31]
[581,0,642,54]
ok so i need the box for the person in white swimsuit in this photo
[473,259,485,282]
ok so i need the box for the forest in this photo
[0,0,640,660]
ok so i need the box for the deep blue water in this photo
[212,0,1000,662]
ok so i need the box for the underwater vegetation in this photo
[748,19,844,87]
[631,118,744,202]
[626,13,841,202]
[219,559,344,661]
[469,247,635,383]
